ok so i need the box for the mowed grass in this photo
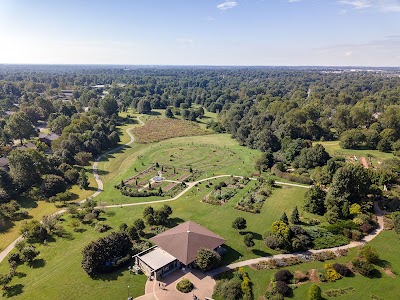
[317,141,395,166]
[96,134,261,204]
[245,230,400,300]
[0,220,147,300]
[0,182,307,299]
[0,114,132,254]
[0,201,58,252]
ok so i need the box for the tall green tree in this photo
[99,96,118,117]
[290,206,300,224]
[5,112,37,144]
[8,150,42,190]
[78,169,89,190]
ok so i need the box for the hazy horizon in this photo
[1,0,399,67]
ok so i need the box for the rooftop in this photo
[150,221,225,265]
[139,247,176,271]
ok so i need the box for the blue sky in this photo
[0,0,399,66]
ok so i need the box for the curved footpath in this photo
[208,202,385,276]
[0,117,142,263]
[0,116,386,269]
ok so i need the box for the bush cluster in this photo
[176,278,194,293]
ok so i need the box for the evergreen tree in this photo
[290,206,300,224]
[280,212,289,225]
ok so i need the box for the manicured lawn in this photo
[0,182,307,299]
[0,200,58,252]
[96,134,261,205]
[0,220,146,300]
[245,230,400,300]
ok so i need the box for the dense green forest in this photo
[1,65,400,300]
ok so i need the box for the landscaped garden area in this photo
[2,110,400,300]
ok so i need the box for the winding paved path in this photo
[0,116,143,263]
[208,202,385,276]
[0,115,386,269]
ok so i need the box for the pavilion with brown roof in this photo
[134,221,225,277]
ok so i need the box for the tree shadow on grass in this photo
[252,249,271,257]
[370,269,382,279]
[17,197,38,209]
[240,231,263,240]
[145,111,161,116]
[31,258,46,268]
[2,284,24,298]
[93,266,127,281]
[166,217,185,228]
[220,245,242,266]
[96,169,109,176]
[375,258,391,269]
[0,218,14,234]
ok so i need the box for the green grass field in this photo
[2,110,399,300]
[246,230,400,300]
[95,134,261,205]
[0,181,308,299]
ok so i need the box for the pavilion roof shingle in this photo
[150,221,225,265]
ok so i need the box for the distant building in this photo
[39,133,60,146]
[15,142,37,151]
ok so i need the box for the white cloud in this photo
[338,0,400,12]
[217,1,238,10]
[345,51,353,56]
[339,0,372,9]
[288,0,302,2]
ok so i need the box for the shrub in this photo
[20,245,40,264]
[195,248,221,271]
[213,278,242,300]
[312,234,349,250]
[274,281,290,296]
[332,263,352,276]
[351,259,375,277]
[238,268,252,300]
[244,233,255,248]
[308,284,322,300]
[176,278,194,293]
[95,222,111,233]
[274,269,293,283]
[324,264,343,281]
[232,217,247,231]
[359,246,379,263]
